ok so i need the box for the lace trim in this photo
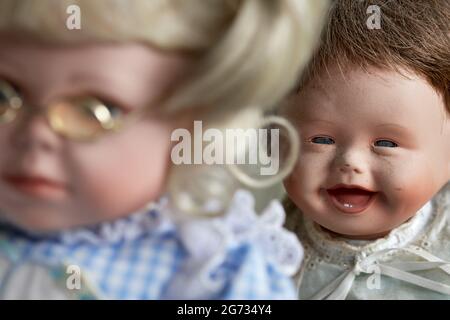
[164,189,304,299]
[297,199,442,264]
[418,184,450,248]
[0,197,172,246]
[59,198,172,245]
[175,189,304,277]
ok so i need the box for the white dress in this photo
[287,183,450,300]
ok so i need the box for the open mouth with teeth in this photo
[326,186,377,214]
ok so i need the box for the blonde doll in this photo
[0,0,327,299]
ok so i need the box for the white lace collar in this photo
[63,202,174,246]
[301,201,437,264]
[172,189,304,277]
[0,197,173,246]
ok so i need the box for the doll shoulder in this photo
[432,182,450,228]
[419,183,450,256]
[167,189,304,299]
[440,182,450,233]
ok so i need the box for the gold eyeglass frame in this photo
[0,79,142,142]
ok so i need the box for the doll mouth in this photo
[2,174,68,200]
[326,185,377,214]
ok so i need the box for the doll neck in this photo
[319,226,391,241]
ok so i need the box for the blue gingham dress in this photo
[0,190,303,299]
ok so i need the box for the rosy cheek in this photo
[298,150,332,180]
[376,156,440,218]
[285,154,323,203]
[64,124,173,220]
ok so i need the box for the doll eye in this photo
[0,79,23,123]
[47,97,124,141]
[0,80,127,142]
[374,139,398,148]
[311,136,335,145]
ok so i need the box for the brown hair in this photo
[298,0,450,111]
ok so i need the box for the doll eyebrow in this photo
[0,53,30,79]
[0,63,23,84]
[68,73,112,87]
[297,118,335,126]
[374,123,416,143]
[0,71,21,88]
[67,74,136,111]
[374,123,410,132]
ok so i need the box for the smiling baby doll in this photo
[283,0,450,299]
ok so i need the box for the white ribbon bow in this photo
[311,245,450,300]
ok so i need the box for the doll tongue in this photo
[328,188,374,207]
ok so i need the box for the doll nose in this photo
[334,149,366,175]
[339,163,363,174]
[10,111,61,153]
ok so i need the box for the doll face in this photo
[0,36,193,231]
[284,66,450,239]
